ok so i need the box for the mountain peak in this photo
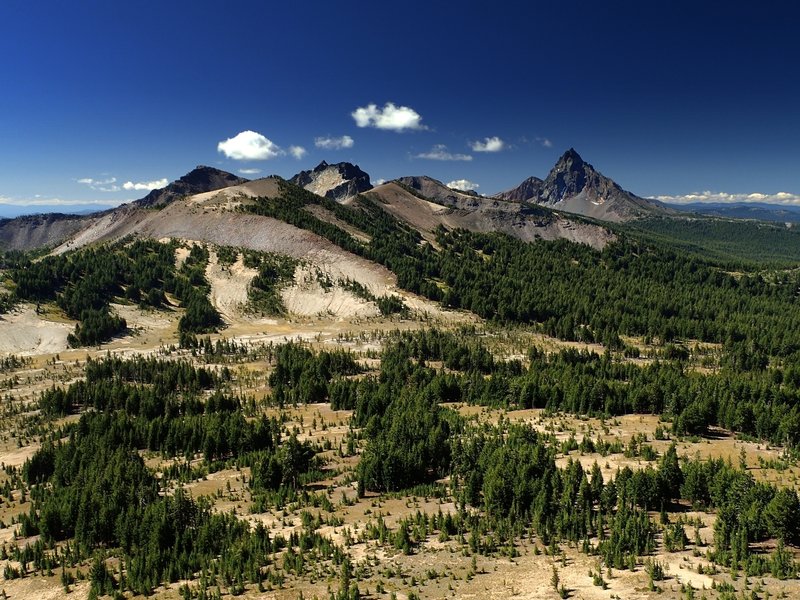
[494,148,667,222]
[290,161,372,203]
[137,166,247,208]
[554,148,585,170]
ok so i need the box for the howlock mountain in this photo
[290,160,372,202]
[5,150,800,600]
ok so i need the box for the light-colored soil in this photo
[0,304,73,356]
[0,444,40,468]
[0,575,90,600]
[205,250,258,322]
[281,264,379,319]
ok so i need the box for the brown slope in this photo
[0,213,99,251]
[365,181,615,249]
[53,178,396,295]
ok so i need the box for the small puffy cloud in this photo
[217,130,282,160]
[447,179,480,192]
[470,136,505,152]
[77,177,120,192]
[238,168,262,175]
[414,144,472,161]
[536,136,553,148]
[352,102,426,131]
[289,145,307,160]
[650,190,800,205]
[374,178,386,186]
[314,135,354,150]
[122,178,168,191]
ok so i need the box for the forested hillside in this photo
[245,182,800,359]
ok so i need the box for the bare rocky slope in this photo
[495,148,670,222]
[290,161,372,203]
[367,176,615,249]
[0,212,100,251]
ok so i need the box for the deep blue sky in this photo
[1,0,799,213]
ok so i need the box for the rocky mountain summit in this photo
[494,176,544,203]
[496,149,668,222]
[290,161,372,203]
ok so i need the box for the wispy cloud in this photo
[352,102,426,131]
[651,191,800,205]
[447,179,479,192]
[470,136,504,152]
[122,178,168,191]
[77,177,120,192]
[0,194,132,207]
[314,135,354,150]
[238,168,262,175]
[289,145,307,160]
[218,130,282,160]
[78,175,166,193]
[414,144,472,161]
[535,136,553,148]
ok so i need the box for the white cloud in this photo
[374,178,386,186]
[122,178,168,191]
[77,175,167,192]
[470,136,505,152]
[536,136,553,148]
[77,177,120,192]
[314,135,354,150]
[238,168,262,175]
[289,145,307,160]
[414,144,472,161]
[447,179,480,192]
[352,102,426,131]
[217,130,282,160]
[650,190,800,205]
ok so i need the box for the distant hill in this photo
[495,149,670,222]
[0,166,248,251]
[667,201,800,224]
[0,204,118,219]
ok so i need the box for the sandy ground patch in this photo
[0,444,41,468]
[175,245,191,267]
[0,574,90,600]
[205,250,258,322]
[0,305,73,356]
[282,264,379,319]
